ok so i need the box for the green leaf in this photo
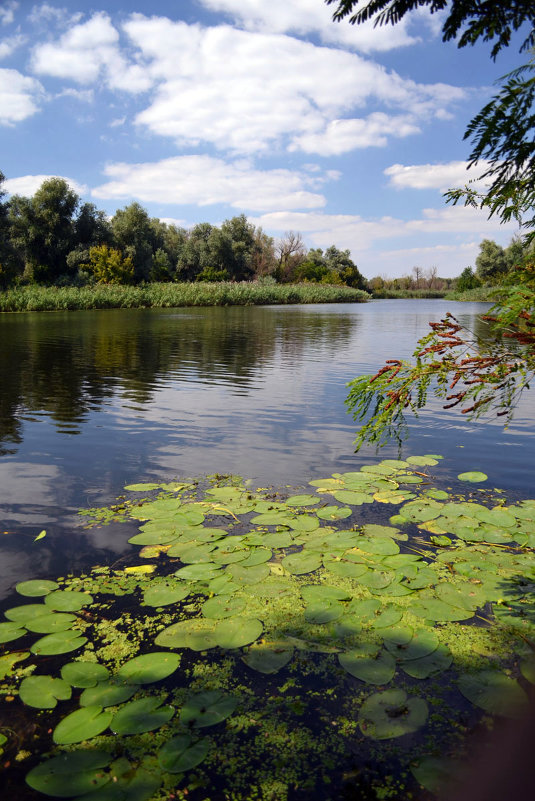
[0,621,26,643]
[201,596,246,619]
[457,471,488,483]
[142,581,190,607]
[116,652,181,685]
[158,735,210,773]
[44,590,93,612]
[226,562,271,584]
[61,661,110,688]
[358,689,428,739]
[16,579,59,597]
[316,505,352,521]
[301,584,352,603]
[384,629,439,661]
[284,494,319,506]
[155,619,217,651]
[19,675,71,709]
[80,679,138,708]
[111,697,174,735]
[174,563,222,581]
[31,630,87,656]
[242,644,293,674]
[458,671,527,717]
[179,691,237,728]
[338,649,395,684]
[26,751,112,797]
[25,612,76,633]
[214,617,263,649]
[401,645,452,679]
[304,599,344,624]
[4,603,48,622]
[53,705,113,744]
[281,552,322,575]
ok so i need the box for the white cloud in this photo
[55,87,94,103]
[159,217,188,228]
[0,68,44,125]
[385,161,492,191]
[199,0,420,52]
[91,156,327,212]
[4,174,88,196]
[31,12,153,93]
[290,113,421,155]
[27,4,82,27]
[0,1,17,26]
[0,33,25,59]
[122,15,464,155]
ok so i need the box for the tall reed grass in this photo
[445,286,497,302]
[370,289,448,299]
[0,282,370,313]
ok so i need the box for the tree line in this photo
[0,173,366,291]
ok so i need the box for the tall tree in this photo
[111,202,156,283]
[475,239,509,283]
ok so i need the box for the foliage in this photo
[346,260,535,449]
[456,266,481,292]
[326,0,535,59]
[4,459,535,799]
[82,245,134,285]
[475,239,508,283]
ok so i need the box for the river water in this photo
[0,299,533,598]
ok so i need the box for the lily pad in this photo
[5,604,49,622]
[242,644,294,674]
[338,649,396,684]
[80,679,138,708]
[457,471,488,483]
[26,751,112,797]
[282,552,322,575]
[174,563,222,581]
[31,630,87,655]
[301,584,352,603]
[384,629,439,661]
[285,494,319,506]
[402,644,452,679]
[458,671,527,717]
[305,599,344,624]
[158,735,210,773]
[19,675,72,709]
[214,617,263,649]
[16,579,59,597]
[142,581,190,607]
[316,505,352,521]
[201,595,246,619]
[61,661,110,688]
[112,696,174,734]
[53,705,113,744]
[155,619,217,651]
[0,621,26,643]
[44,590,93,612]
[179,691,238,728]
[358,689,428,739]
[226,562,271,584]
[116,652,181,685]
[411,599,474,622]
[25,612,77,634]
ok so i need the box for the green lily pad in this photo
[4,603,49,622]
[360,523,406,540]
[179,691,238,728]
[26,751,112,797]
[332,490,373,505]
[338,649,396,684]
[458,671,527,717]
[384,629,439,661]
[242,644,294,674]
[435,581,487,610]
[316,505,352,521]
[155,619,217,651]
[226,562,271,584]
[240,547,272,567]
[111,696,174,734]
[359,569,395,590]
[285,494,319,506]
[142,581,190,607]
[301,584,352,603]
[411,757,453,795]
[214,617,263,649]
[202,596,246,619]
[282,552,322,575]
[324,560,369,578]
[80,679,138,708]
[53,705,113,744]
[19,675,72,708]
[44,590,93,612]
[16,579,59,597]
[61,661,110,688]
[411,599,474,622]
[370,606,403,629]
[25,612,76,633]
[0,621,26,643]
[457,471,488,483]
[402,644,452,678]
[358,689,428,739]
[124,483,162,491]
[406,455,438,466]
[305,599,344,624]
[31,630,87,655]
[158,735,210,773]
[347,598,381,619]
[174,563,222,581]
[116,652,181,685]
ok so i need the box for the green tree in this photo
[220,214,257,281]
[82,245,134,285]
[111,202,156,283]
[176,223,215,281]
[456,266,481,292]
[325,245,366,289]
[0,171,19,288]
[475,239,509,283]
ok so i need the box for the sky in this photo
[0,0,528,279]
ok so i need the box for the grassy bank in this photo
[0,281,370,312]
[445,286,497,302]
[370,289,447,299]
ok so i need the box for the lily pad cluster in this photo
[2,457,535,800]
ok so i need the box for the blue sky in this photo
[0,0,527,278]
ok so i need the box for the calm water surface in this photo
[1,300,534,598]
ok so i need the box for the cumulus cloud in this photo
[31,12,153,93]
[290,113,420,154]
[385,161,492,191]
[27,4,82,27]
[0,33,25,59]
[91,156,328,211]
[4,174,88,196]
[122,15,464,155]
[199,0,420,52]
[0,2,17,26]
[0,68,44,125]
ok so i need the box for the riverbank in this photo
[0,281,370,312]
